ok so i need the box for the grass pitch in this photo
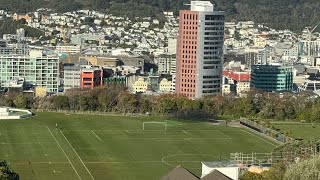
[0,112,277,180]
[273,122,320,140]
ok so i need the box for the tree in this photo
[13,94,27,109]
[17,18,26,25]
[240,171,264,180]
[0,161,19,180]
[155,94,178,114]
[138,96,153,114]
[52,96,69,110]
[100,20,107,27]
[285,156,320,180]
[116,92,138,113]
[84,17,95,25]
[79,94,88,111]
[264,162,287,180]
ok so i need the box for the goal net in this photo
[142,122,167,130]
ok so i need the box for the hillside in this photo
[1,0,320,32]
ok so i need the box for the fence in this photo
[240,118,294,143]
[32,109,161,117]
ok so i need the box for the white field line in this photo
[91,131,102,141]
[215,130,232,139]
[185,138,231,140]
[65,129,242,132]
[242,130,277,147]
[0,142,55,145]
[161,153,216,167]
[33,133,56,173]
[182,130,187,134]
[60,131,95,180]
[46,126,81,180]
[125,130,129,133]
[121,131,127,136]
[98,137,231,140]
[155,139,186,142]
[51,169,62,173]
[84,160,202,164]
[9,162,70,165]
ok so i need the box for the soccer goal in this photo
[143,122,167,130]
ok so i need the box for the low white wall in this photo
[0,108,32,120]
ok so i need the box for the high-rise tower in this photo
[176,1,225,98]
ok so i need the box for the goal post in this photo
[143,121,167,130]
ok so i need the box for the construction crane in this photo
[60,25,72,63]
[305,22,320,61]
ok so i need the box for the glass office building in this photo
[250,65,293,92]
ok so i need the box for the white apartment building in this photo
[56,45,81,54]
[0,50,59,92]
[156,54,176,74]
[63,65,81,90]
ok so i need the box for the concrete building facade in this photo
[176,1,225,98]
[0,50,59,92]
[156,54,176,74]
[64,65,81,90]
[56,45,81,54]
[80,65,103,89]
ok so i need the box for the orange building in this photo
[80,66,103,89]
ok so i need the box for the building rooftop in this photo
[202,161,237,168]
[191,1,214,11]
[160,165,199,180]
[201,170,232,180]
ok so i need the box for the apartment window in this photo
[83,78,92,81]
[203,66,216,69]
[205,15,224,21]
[203,61,220,64]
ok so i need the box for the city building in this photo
[103,76,126,86]
[63,65,81,90]
[79,50,120,67]
[223,70,250,82]
[171,74,176,92]
[159,78,172,92]
[132,77,148,93]
[176,1,225,98]
[80,65,103,89]
[156,54,176,74]
[250,65,293,92]
[170,56,177,75]
[222,84,231,95]
[56,45,81,54]
[0,50,59,93]
[236,81,250,94]
[167,37,177,54]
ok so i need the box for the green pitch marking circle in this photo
[162,154,216,169]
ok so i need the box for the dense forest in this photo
[1,0,320,31]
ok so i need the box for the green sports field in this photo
[0,112,277,180]
[273,122,320,140]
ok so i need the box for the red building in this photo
[223,70,250,82]
[80,66,103,89]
